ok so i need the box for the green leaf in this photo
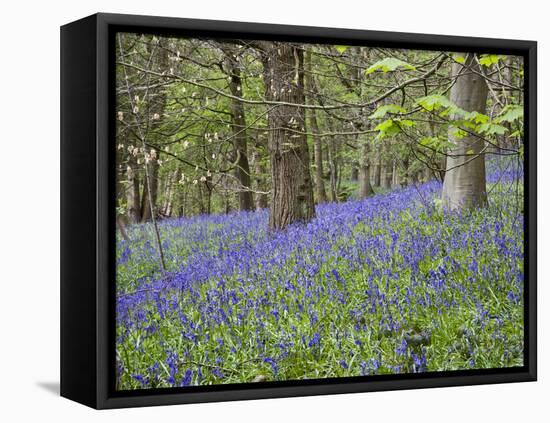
[374,119,402,138]
[416,95,472,120]
[368,104,406,119]
[456,119,478,130]
[366,58,416,74]
[452,54,466,64]
[416,94,453,111]
[374,119,395,132]
[450,127,468,139]
[479,54,501,67]
[477,123,508,135]
[464,111,490,124]
[494,105,523,124]
[419,136,440,147]
[335,45,349,54]
[400,119,416,127]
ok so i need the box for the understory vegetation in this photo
[116,161,523,389]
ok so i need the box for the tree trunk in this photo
[403,156,414,186]
[116,215,130,242]
[392,160,399,188]
[140,160,159,222]
[423,166,431,183]
[359,165,374,199]
[380,142,391,189]
[305,51,327,204]
[262,42,315,230]
[373,151,381,187]
[351,167,359,182]
[442,53,489,210]
[140,39,168,223]
[382,160,392,189]
[251,143,268,210]
[225,48,254,211]
[126,157,141,223]
[327,135,338,202]
[358,141,374,199]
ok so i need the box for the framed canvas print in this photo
[60,13,537,409]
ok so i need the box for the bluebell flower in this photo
[263,357,278,376]
[308,332,321,348]
[181,369,193,386]
[396,339,408,356]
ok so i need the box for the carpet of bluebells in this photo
[116,161,524,390]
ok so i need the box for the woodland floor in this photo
[115,163,524,390]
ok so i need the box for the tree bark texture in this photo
[358,141,374,199]
[263,42,315,230]
[305,51,327,204]
[225,48,254,211]
[442,53,489,210]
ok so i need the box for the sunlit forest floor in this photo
[116,160,524,390]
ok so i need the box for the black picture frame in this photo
[60,12,537,409]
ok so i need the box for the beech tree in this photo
[441,53,489,210]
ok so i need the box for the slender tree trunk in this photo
[392,160,398,187]
[262,42,315,230]
[358,141,374,199]
[140,39,168,223]
[197,183,205,214]
[162,169,178,217]
[379,142,391,189]
[205,175,213,214]
[305,51,327,204]
[403,156,414,186]
[351,167,359,182]
[373,151,381,187]
[423,166,431,182]
[183,188,189,216]
[442,53,489,210]
[358,165,374,199]
[140,160,159,222]
[225,48,254,211]
[116,215,130,242]
[327,135,338,202]
[382,160,392,189]
[126,156,141,223]
[251,143,268,210]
